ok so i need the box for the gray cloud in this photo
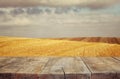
[55,7,71,14]
[26,7,43,15]
[0,7,84,16]
[0,10,5,15]
[10,8,24,15]
[0,0,119,9]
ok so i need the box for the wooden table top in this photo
[0,57,120,79]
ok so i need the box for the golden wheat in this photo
[0,36,120,57]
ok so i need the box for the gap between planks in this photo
[0,57,120,79]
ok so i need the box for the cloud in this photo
[10,8,24,15]
[26,7,44,14]
[0,0,119,9]
[0,11,5,14]
[0,2,119,26]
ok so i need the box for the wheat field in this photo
[0,36,120,57]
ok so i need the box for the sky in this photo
[0,0,120,37]
[0,0,119,8]
[0,0,120,25]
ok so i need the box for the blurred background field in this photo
[0,36,120,57]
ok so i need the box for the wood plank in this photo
[113,57,120,79]
[0,57,18,68]
[82,57,120,79]
[0,57,23,79]
[0,57,30,73]
[0,57,50,79]
[39,57,91,79]
[100,57,120,79]
[16,57,50,73]
[0,73,12,79]
[0,57,120,79]
[12,57,50,79]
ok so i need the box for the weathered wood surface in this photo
[40,57,90,79]
[82,57,120,79]
[0,57,120,79]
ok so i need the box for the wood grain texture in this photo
[0,57,120,79]
[0,57,90,79]
[0,57,50,79]
[82,57,120,79]
[0,57,18,69]
[39,57,90,79]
